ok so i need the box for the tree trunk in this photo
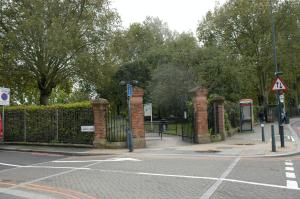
[39,89,52,105]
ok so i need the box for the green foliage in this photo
[0,0,119,105]
[4,102,94,144]
[197,0,300,107]
[150,64,198,117]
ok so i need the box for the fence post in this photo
[56,109,59,142]
[92,99,109,148]
[192,87,210,144]
[24,110,27,142]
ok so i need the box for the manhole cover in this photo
[194,150,220,153]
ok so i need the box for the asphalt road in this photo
[0,150,299,199]
[0,121,299,198]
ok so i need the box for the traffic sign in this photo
[0,87,10,106]
[127,84,133,97]
[272,77,287,92]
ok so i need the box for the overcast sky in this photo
[111,0,227,34]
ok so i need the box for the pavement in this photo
[0,118,299,157]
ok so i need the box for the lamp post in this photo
[269,0,284,147]
[120,80,138,152]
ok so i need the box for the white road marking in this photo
[286,180,299,189]
[0,162,90,170]
[285,162,293,166]
[291,136,295,142]
[200,156,241,199]
[0,159,102,195]
[88,168,300,191]
[286,167,295,171]
[286,172,296,179]
[287,136,291,140]
[52,158,142,163]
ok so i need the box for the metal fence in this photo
[224,102,240,128]
[106,109,128,142]
[4,108,94,144]
[208,103,219,135]
[144,117,195,143]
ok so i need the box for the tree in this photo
[197,0,300,106]
[0,0,119,105]
[150,64,199,117]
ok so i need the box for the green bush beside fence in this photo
[4,102,94,145]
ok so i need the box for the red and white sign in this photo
[272,77,287,92]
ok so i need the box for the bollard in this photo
[126,127,133,152]
[261,123,265,142]
[271,125,276,152]
[279,125,285,147]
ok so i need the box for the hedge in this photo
[3,102,94,145]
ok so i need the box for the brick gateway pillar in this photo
[212,96,226,140]
[92,99,109,147]
[193,87,210,144]
[130,87,146,148]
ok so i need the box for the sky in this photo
[111,0,227,34]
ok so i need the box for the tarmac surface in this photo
[0,118,299,198]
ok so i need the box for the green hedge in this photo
[3,102,94,145]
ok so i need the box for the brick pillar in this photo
[193,87,210,144]
[130,87,145,148]
[213,96,226,140]
[92,99,109,147]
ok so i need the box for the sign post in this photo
[127,84,133,152]
[271,77,287,148]
[0,87,10,142]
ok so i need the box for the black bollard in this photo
[279,125,285,147]
[261,124,265,142]
[271,125,276,152]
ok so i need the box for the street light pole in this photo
[269,0,284,147]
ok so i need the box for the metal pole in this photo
[261,124,265,142]
[269,0,284,147]
[56,109,59,142]
[24,110,26,142]
[2,106,4,142]
[271,125,276,152]
[127,84,133,152]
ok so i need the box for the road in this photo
[0,121,299,199]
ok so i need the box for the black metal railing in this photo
[4,108,94,144]
[106,109,128,142]
[208,103,219,135]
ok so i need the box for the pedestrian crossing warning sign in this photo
[272,77,287,92]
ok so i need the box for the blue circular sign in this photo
[1,93,8,101]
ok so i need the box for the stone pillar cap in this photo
[92,98,109,105]
[190,86,208,97]
[212,96,225,103]
[132,87,144,97]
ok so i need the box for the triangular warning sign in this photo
[272,77,287,91]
